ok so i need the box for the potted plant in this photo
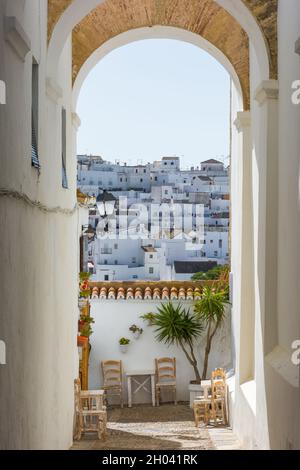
[80,323,93,338]
[194,285,230,380]
[140,312,156,326]
[79,272,91,299]
[119,337,130,353]
[78,314,94,334]
[79,272,91,282]
[129,324,143,339]
[77,335,88,347]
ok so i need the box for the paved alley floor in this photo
[72,404,241,451]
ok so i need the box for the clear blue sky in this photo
[77,39,230,169]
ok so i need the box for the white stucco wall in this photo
[0,0,78,449]
[89,300,232,404]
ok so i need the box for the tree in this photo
[153,303,203,384]
[194,286,230,379]
[192,264,230,281]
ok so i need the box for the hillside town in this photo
[77,155,230,281]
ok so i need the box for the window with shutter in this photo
[31,61,40,170]
[62,107,68,188]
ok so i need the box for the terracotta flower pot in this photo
[77,335,88,347]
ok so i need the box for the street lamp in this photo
[96,190,117,235]
[96,190,116,217]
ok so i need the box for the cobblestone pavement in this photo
[71,404,235,450]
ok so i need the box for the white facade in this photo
[79,156,230,280]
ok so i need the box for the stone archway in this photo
[72,26,244,110]
[47,0,278,108]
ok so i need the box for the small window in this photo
[114,260,118,265]
[149,267,154,274]
[104,260,108,265]
[114,244,118,250]
[31,60,40,170]
[61,107,68,188]
[144,169,146,173]
[210,240,213,244]
[149,254,153,259]
[214,251,218,257]
[132,257,136,264]
[132,275,138,279]
[104,275,109,281]
[171,162,174,165]
[140,179,143,183]
[120,178,123,182]
[219,240,223,248]
[164,162,167,166]
[155,177,158,181]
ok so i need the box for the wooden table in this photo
[126,370,156,408]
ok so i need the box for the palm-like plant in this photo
[194,286,230,379]
[153,303,203,383]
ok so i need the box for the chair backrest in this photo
[101,360,122,387]
[155,357,176,383]
[74,378,82,413]
[211,368,226,400]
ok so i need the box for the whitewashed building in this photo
[78,156,230,279]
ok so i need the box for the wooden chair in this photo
[155,357,177,406]
[193,397,211,427]
[211,368,227,425]
[101,360,124,408]
[74,378,107,440]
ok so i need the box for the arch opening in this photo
[47,0,276,110]
[73,26,243,112]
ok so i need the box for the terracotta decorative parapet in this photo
[89,280,224,301]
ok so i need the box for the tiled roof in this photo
[201,159,223,165]
[89,281,213,301]
[142,246,157,253]
[197,176,212,181]
[162,157,180,160]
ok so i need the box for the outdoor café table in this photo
[126,370,156,408]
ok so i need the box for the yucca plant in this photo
[194,286,230,379]
[153,303,203,383]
